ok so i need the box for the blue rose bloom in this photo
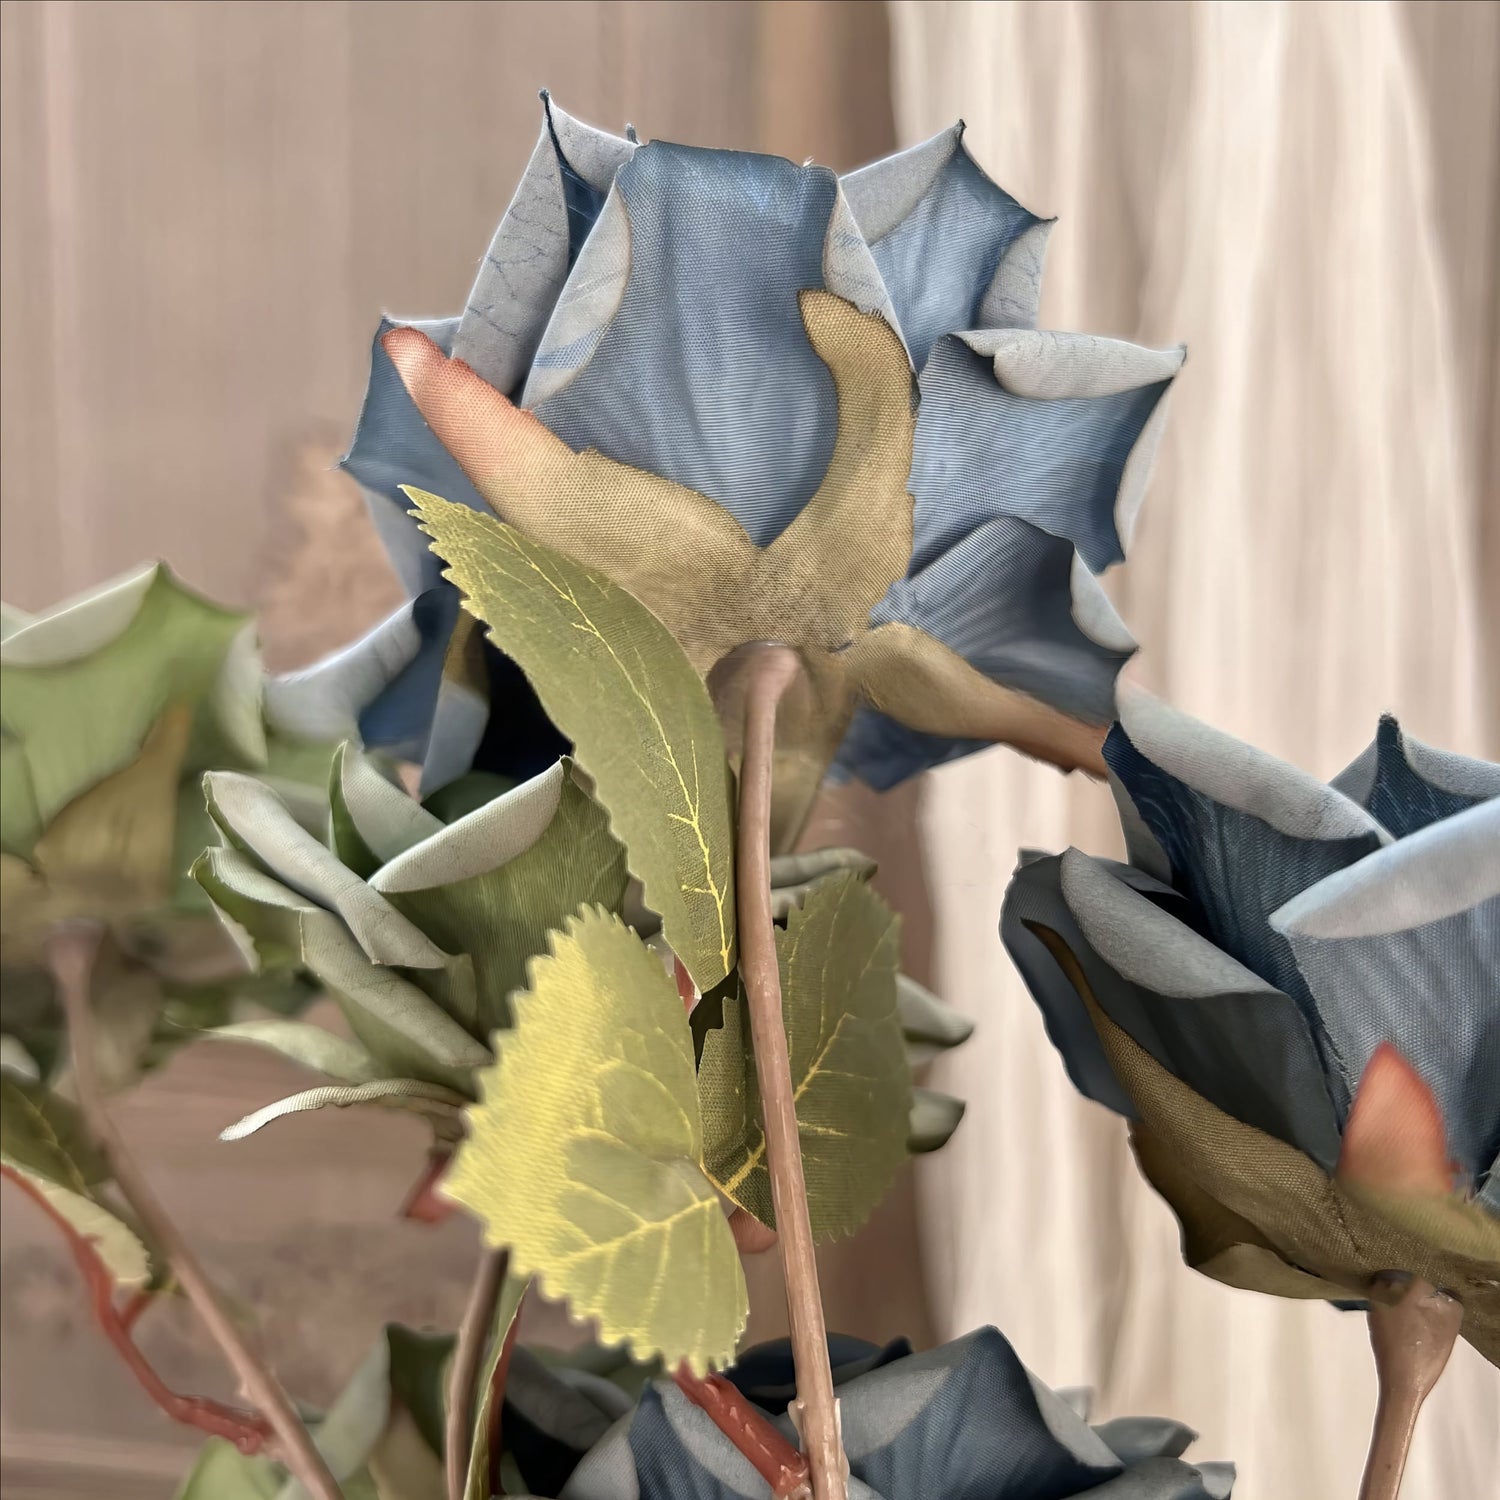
[338,95,1183,803]
[557,1329,1233,1500]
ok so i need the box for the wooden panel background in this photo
[0,4,916,1497]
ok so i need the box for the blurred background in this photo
[1,1,1495,1497]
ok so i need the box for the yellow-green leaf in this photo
[698,872,911,1240]
[445,908,746,1372]
[408,491,736,992]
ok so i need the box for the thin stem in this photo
[49,922,341,1500]
[483,1284,524,1500]
[447,1245,507,1500]
[673,1364,810,1500]
[1,1164,272,1453]
[1357,1276,1463,1500]
[736,644,847,1500]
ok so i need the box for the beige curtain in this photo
[890,2,1500,1497]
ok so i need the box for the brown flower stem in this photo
[1,1163,273,1453]
[673,1364,811,1499]
[447,1245,508,1500]
[48,921,341,1500]
[1357,1276,1463,1500]
[736,644,847,1500]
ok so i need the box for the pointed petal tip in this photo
[1338,1043,1456,1197]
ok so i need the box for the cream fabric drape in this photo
[890,3,1499,1497]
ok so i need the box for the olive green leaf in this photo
[766,846,878,921]
[0,1075,150,1287]
[193,845,486,1092]
[463,1273,529,1500]
[698,872,911,1240]
[0,565,263,847]
[908,1086,966,1154]
[446,907,747,1372]
[407,491,736,994]
[204,1019,383,1084]
[1029,921,1500,1367]
[174,1442,283,1500]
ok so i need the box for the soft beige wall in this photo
[891,3,1499,1499]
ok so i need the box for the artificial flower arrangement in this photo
[2,94,1494,1500]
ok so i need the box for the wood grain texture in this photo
[0,4,901,1495]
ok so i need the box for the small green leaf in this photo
[204,1020,382,1084]
[408,491,736,992]
[446,907,746,1372]
[174,1440,282,1499]
[895,973,974,1068]
[767,846,878,920]
[698,872,911,1240]
[1,1078,150,1287]
[908,1086,966,1153]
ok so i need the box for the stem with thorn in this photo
[735,644,847,1500]
[48,921,342,1500]
[1357,1276,1463,1500]
[1,1163,272,1453]
[446,1246,507,1500]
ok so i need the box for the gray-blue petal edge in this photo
[1331,714,1500,839]
[841,122,1053,368]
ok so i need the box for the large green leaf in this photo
[698,872,911,1240]
[174,1441,282,1500]
[446,908,746,1372]
[408,491,736,992]
[372,761,627,1035]
[1,1075,151,1286]
[0,565,262,842]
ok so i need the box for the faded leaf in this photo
[220,1078,469,1144]
[204,1020,382,1084]
[446,908,746,1371]
[699,872,911,1240]
[408,492,736,993]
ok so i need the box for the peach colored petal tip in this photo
[1337,1043,1456,1197]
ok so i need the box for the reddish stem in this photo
[118,1285,159,1335]
[398,1151,457,1225]
[1,1164,272,1455]
[673,1364,811,1500]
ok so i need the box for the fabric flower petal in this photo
[1331,714,1500,838]
[451,93,635,397]
[521,141,898,546]
[911,331,1183,577]
[841,123,1051,367]
[837,521,1135,788]
[1103,695,1388,1065]
[342,319,493,597]
[1272,797,1500,1190]
[1056,849,1345,1166]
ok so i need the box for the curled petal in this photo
[1332,714,1500,838]
[452,94,635,397]
[1274,798,1500,1189]
[1103,695,1387,1050]
[842,123,1051,363]
[911,330,1183,576]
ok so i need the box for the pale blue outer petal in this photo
[1272,798,1500,1190]
[452,94,635,397]
[835,524,1136,789]
[1331,714,1500,839]
[1103,696,1388,1085]
[1057,850,1344,1166]
[841,124,1049,367]
[911,332,1184,576]
[525,142,894,546]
